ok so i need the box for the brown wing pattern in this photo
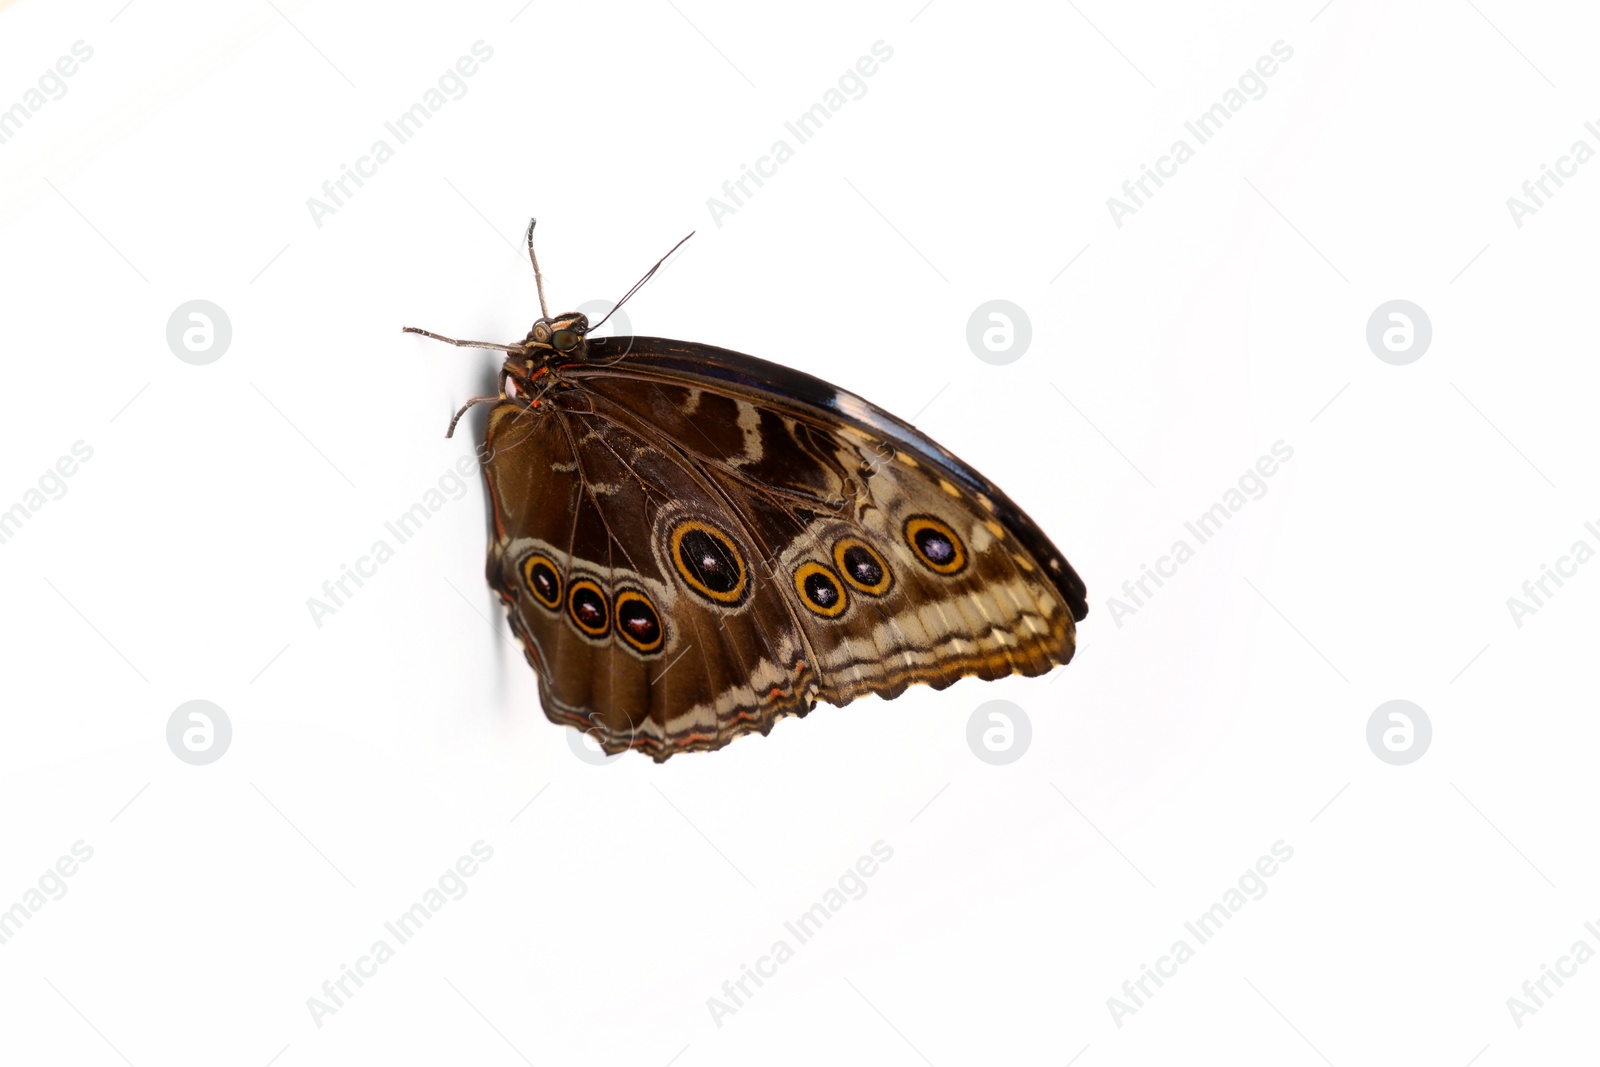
[483,401,823,760]
[581,379,1077,707]
[482,344,1081,761]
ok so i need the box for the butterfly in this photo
[404,220,1087,762]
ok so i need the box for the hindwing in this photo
[482,336,1086,761]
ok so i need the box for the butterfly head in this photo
[522,313,590,362]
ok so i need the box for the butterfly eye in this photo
[552,329,580,352]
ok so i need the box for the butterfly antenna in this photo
[445,395,500,438]
[526,217,550,320]
[589,231,694,333]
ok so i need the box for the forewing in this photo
[571,340,1083,711]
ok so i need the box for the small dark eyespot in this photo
[567,578,610,637]
[794,562,848,618]
[833,538,892,597]
[615,590,664,655]
[521,553,562,610]
[904,516,967,575]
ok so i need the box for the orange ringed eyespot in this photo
[614,589,664,654]
[904,516,967,575]
[567,578,610,637]
[833,537,893,596]
[521,553,563,610]
[669,520,748,605]
[794,561,848,618]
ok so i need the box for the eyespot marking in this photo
[615,589,664,654]
[521,553,563,611]
[794,561,848,618]
[567,578,610,637]
[670,520,749,605]
[833,537,893,597]
[905,515,967,575]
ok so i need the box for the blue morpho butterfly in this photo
[405,220,1086,761]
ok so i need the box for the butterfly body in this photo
[476,331,1087,761]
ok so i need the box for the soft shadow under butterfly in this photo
[404,220,1087,762]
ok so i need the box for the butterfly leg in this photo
[402,326,526,354]
[445,394,503,437]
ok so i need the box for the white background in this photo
[2,0,1597,1063]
